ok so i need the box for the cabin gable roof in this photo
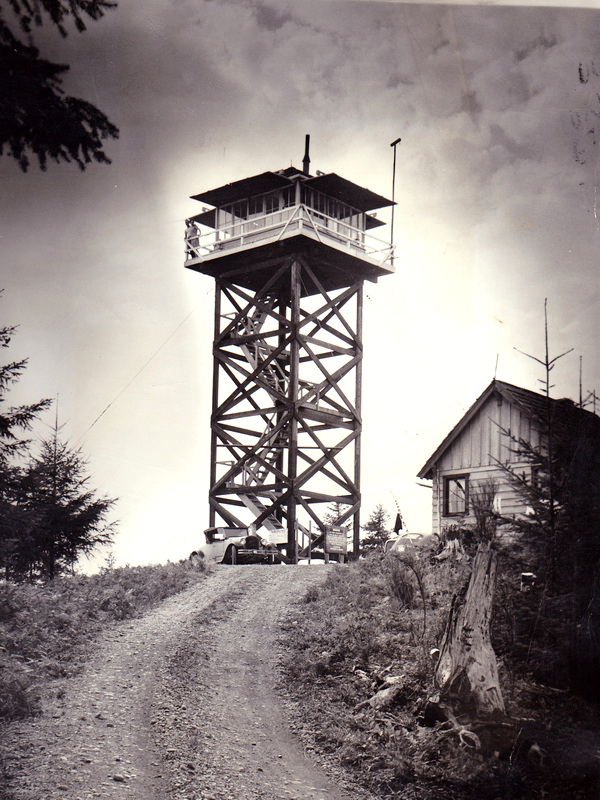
[417,379,598,480]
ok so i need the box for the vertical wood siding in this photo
[428,395,543,534]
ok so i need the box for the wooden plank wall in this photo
[429,395,542,535]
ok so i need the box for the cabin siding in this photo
[434,396,542,474]
[431,463,532,536]
[428,394,544,535]
[432,471,441,534]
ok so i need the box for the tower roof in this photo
[191,169,394,212]
[302,173,394,212]
[191,171,291,207]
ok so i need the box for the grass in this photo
[0,559,207,721]
[279,552,600,800]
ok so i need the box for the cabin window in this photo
[443,475,469,516]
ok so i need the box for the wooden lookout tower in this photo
[185,137,395,561]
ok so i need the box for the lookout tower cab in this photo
[185,144,395,562]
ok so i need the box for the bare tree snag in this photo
[435,540,505,719]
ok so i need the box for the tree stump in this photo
[433,537,465,561]
[435,540,505,719]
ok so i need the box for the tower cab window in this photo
[248,196,263,217]
[300,186,362,233]
[265,192,280,214]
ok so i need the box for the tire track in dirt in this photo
[1,565,365,800]
[154,565,362,800]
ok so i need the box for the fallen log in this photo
[355,676,404,711]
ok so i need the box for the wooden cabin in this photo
[418,379,600,536]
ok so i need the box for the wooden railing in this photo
[185,204,394,268]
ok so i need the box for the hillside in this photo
[280,556,600,800]
[2,557,600,799]
[0,564,369,800]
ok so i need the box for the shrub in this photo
[0,650,40,719]
[0,559,207,721]
[387,556,416,607]
[303,585,320,603]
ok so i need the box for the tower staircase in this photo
[228,301,315,550]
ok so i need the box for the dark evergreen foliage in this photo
[0,0,118,170]
[18,426,116,579]
[0,296,116,580]
[497,401,600,598]
[323,501,347,526]
[360,503,390,555]
[0,322,51,460]
[3,0,116,37]
[494,400,600,698]
[0,300,52,577]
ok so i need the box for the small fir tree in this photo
[360,504,390,555]
[495,404,600,694]
[323,501,347,526]
[19,423,117,579]
[492,303,600,696]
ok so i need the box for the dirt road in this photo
[2,565,370,800]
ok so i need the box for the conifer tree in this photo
[19,421,116,579]
[494,302,600,696]
[0,295,116,579]
[495,402,600,695]
[323,501,347,526]
[360,504,390,555]
[0,0,119,171]
[0,304,52,578]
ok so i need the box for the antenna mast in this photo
[390,137,401,259]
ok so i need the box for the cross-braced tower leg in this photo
[208,256,363,560]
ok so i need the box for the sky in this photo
[2,0,600,569]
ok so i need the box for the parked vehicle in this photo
[384,532,435,554]
[191,526,288,565]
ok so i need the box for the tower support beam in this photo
[208,257,364,558]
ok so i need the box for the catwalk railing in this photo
[185,204,394,268]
